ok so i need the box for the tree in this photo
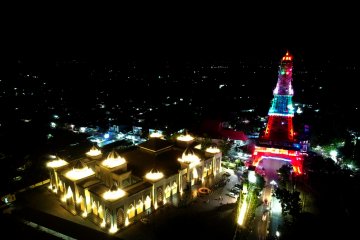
[219,139,232,156]
[275,188,302,218]
[255,173,265,190]
[200,137,212,150]
[277,164,292,189]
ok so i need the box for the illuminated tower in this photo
[253,52,303,175]
[262,51,295,143]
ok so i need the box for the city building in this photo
[46,133,222,234]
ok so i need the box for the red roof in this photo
[220,129,248,141]
[200,119,248,141]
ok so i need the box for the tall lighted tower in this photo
[253,52,303,174]
[263,51,295,143]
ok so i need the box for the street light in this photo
[270,180,277,186]
[330,150,338,163]
[248,169,256,184]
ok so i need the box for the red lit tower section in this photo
[253,52,303,175]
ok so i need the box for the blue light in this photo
[104,133,110,139]
[292,143,301,149]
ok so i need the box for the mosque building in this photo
[47,132,222,233]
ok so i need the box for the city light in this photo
[330,150,338,162]
[86,146,102,157]
[237,197,248,226]
[102,151,126,168]
[178,151,200,166]
[248,170,256,184]
[177,134,194,142]
[64,167,95,181]
[46,159,68,168]
[145,169,164,181]
[103,188,126,201]
[149,131,163,138]
[205,146,221,154]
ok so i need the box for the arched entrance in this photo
[157,187,163,206]
[66,186,76,214]
[98,205,104,220]
[127,204,135,219]
[165,185,171,199]
[117,208,125,227]
[136,200,144,214]
[92,201,98,216]
[105,209,112,227]
[144,195,151,211]
[79,195,86,212]
[257,157,292,181]
[252,146,303,175]
[172,182,177,195]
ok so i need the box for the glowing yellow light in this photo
[48,184,52,189]
[102,156,126,168]
[109,224,118,234]
[86,146,102,157]
[101,220,106,228]
[150,132,163,138]
[82,211,88,218]
[154,202,158,210]
[47,159,68,168]
[103,188,126,201]
[193,168,198,178]
[61,196,66,202]
[178,152,200,166]
[65,167,95,181]
[145,170,164,181]
[177,134,194,142]
[206,146,220,153]
[65,187,73,199]
[237,197,247,226]
[125,216,129,226]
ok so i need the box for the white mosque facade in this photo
[47,135,222,233]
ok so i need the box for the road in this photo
[249,158,286,240]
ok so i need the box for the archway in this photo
[144,195,151,210]
[172,182,177,195]
[127,204,135,219]
[252,146,303,175]
[105,209,112,226]
[165,185,171,199]
[98,205,104,220]
[117,208,125,227]
[92,201,98,216]
[157,187,163,206]
[66,186,76,213]
[136,200,144,214]
[79,195,86,212]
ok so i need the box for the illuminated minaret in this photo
[262,51,295,143]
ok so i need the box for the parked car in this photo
[234,183,242,189]
[223,172,231,177]
[226,192,237,198]
[140,217,149,224]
